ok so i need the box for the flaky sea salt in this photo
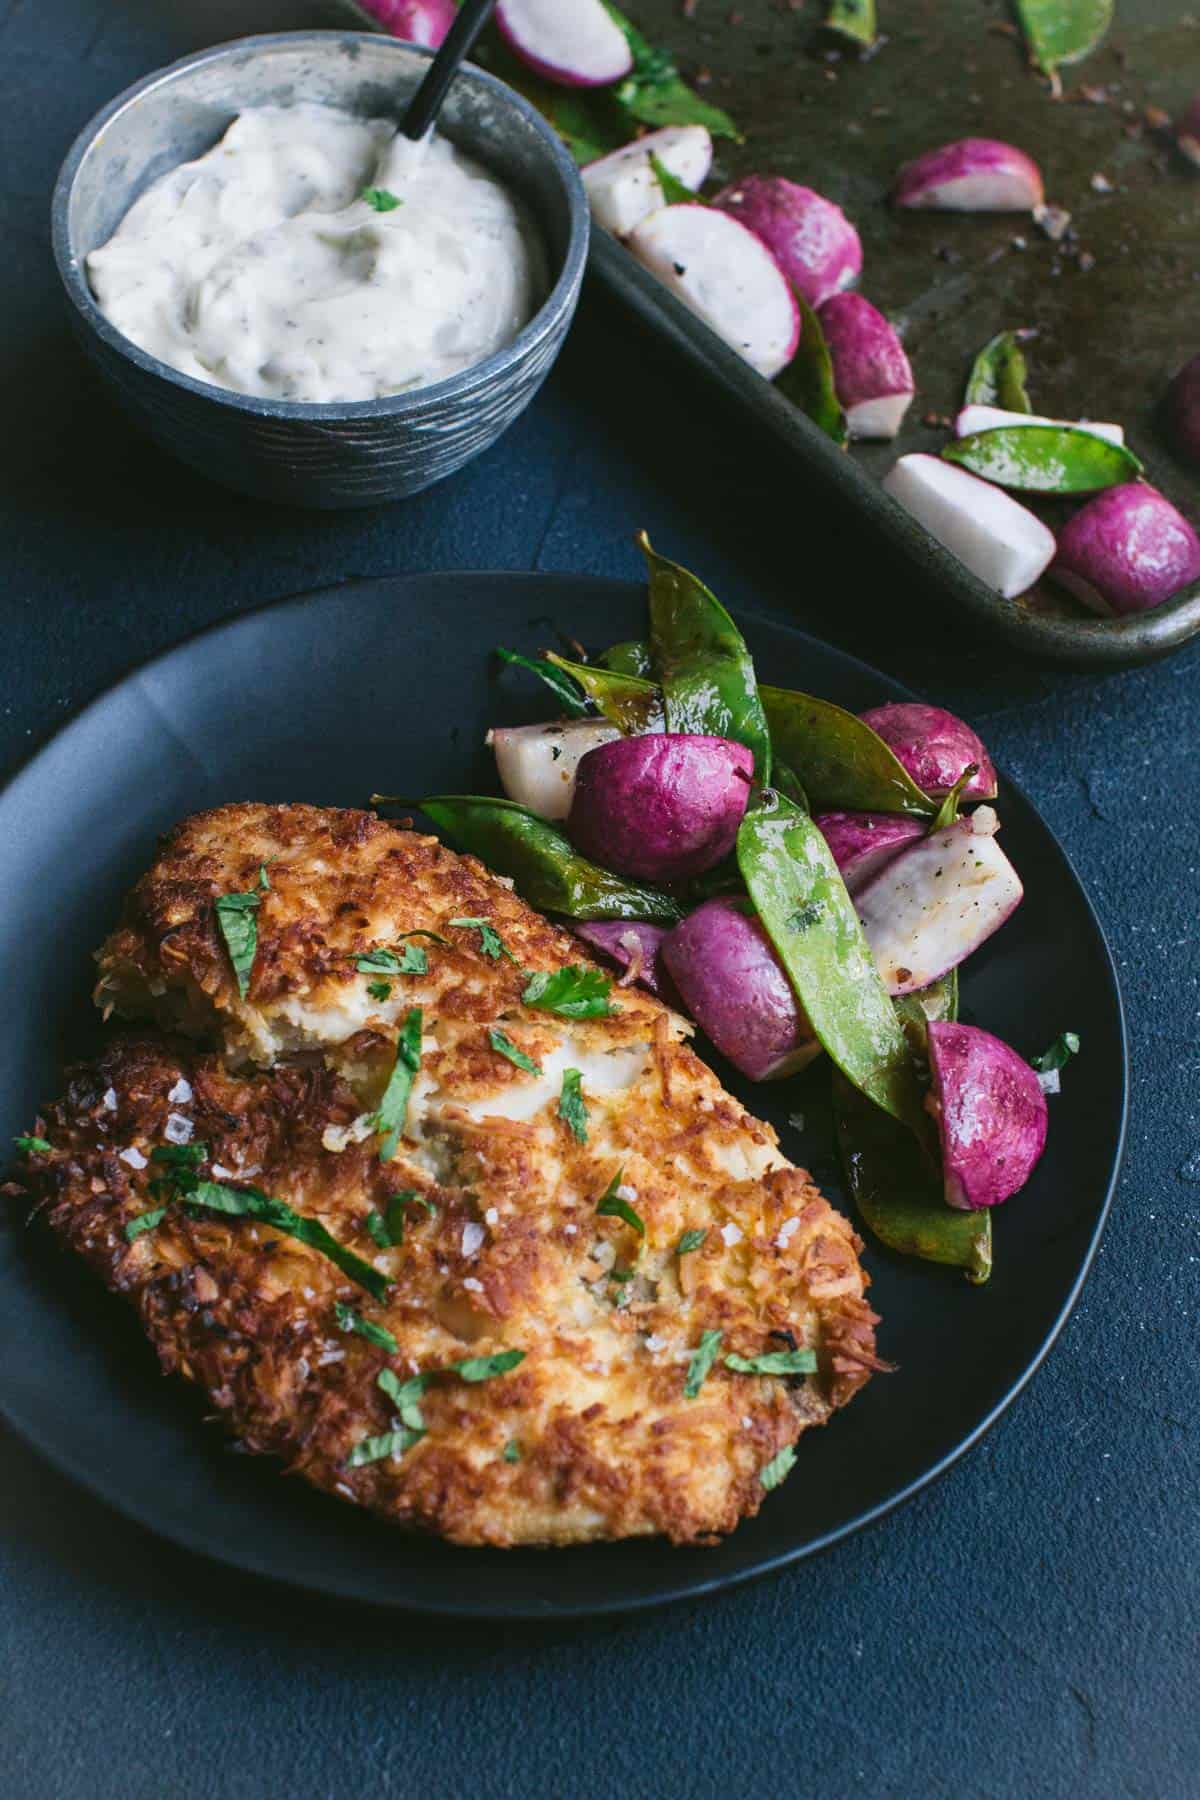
[461,1222,485,1258]
[119,1146,147,1169]
[167,1077,193,1105]
[164,1112,194,1145]
[720,1221,743,1247]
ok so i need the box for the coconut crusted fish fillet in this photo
[19,804,881,1547]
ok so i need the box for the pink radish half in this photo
[712,176,862,308]
[626,205,801,379]
[956,405,1124,447]
[814,811,926,897]
[1051,484,1200,617]
[495,0,633,87]
[857,702,998,802]
[894,139,1045,212]
[927,1022,1048,1210]
[855,808,1023,995]
[661,898,820,1082]
[883,454,1055,598]
[1165,354,1200,466]
[582,126,712,238]
[568,733,753,881]
[489,719,621,821]
[572,921,675,999]
[818,293,914,440]
[353,0,456,46]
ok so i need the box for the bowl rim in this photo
[50,29,590,422]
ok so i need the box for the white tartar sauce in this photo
[87,104,546,403]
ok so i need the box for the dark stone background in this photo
[1,3,1194,1795]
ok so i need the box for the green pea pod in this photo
[942,426,1142,495]
[964,331,1033,412]
[759,686,937,818]
[544,653,664,734]
[416,795,682,923]
[494,646,591,717]
[833,1070,992,1283]
[777,291,848,447]
[1014,0,1112,75]
[641,532,772,782]
[772,759,810,814]
[598,640,653,678]
[825,0,875,46]
[737,791,926,1136]
[600,1,742,140]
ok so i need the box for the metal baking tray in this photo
[340,0,1200,665]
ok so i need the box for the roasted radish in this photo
[927,1022,1048,1209]
[567,733,753,881]
[818,294,914,440]
[582,126,712,238]
[661,897,820,1081]
[489,719,621,821]
[882,454,1056,597]
[894,138,1045,212]
[1051,484,1200,616]
[712,176,862,307]
[856,703,998,802]
[495,0,633,87]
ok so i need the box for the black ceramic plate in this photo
[0,575,1126,1618]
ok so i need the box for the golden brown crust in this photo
[22,802,881,1548]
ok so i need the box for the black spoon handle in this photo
[400,0,498,141]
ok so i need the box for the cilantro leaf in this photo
[558,1068,589,1143]
[1033,1031,1081,1073]
[596,1168,644,1236]
[214,865,268,998]
[649,152,696,206]
[186,1179,389,1299]
[522,965,613,1020]
[360,186,402,212]
[452,1349,526,1382]
[334,1301,398,1353]
[375,1007,423,1161]
[356,944,427,976]
[125,1206,167,1241]
[449,917,516,962]
[365,1210,393,1250]
[600,0,741,139]
[684,1328,724,1399]
[151,1142,208,1169]
[725,1349,817,1376]
[677,1228,707,1255]
[346,1426,421,1467]
[368,979,392,1002]
[378,1367,430,1431]
[494,645,590,717]
[14,1135,51,1155]
[502,1439,522,1463]
[489,1028,542,1075]
[759,1444,798,1491]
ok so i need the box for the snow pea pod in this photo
[1014,0,1112,76]
[544,653,664,734]
[964,330,1032,413]
[641,532,773,782]
[759,686,937,819]
[737,790,926,1135]
[777,289,848,447]
[942,426,1142,495]
[599,640,654,679]
[415,795,683,923]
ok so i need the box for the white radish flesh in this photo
[488,719,621,821]
[893,139,1045,212]
[494,0,633,87]
[855,810,1023,995]
[882,454,1056,598]
[818,293,914,441]
[956,405,1124,446]
[582,126,712,238]
[626,205,800,380]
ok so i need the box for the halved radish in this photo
[711,176,862,308]
[955,404,1124,447]
[626,205,800,379]
[818,293,914,440]
[927,1022,1048,1210]
[661,897,821,1081]
[355,0,456,45]
[855,808,1023,995]
[572,921,675,999]
[882,454,1056,598]
[488,719,621,821]
[1050,483,1200,616]
[495,0,633,87]
[856,702,998,802]
[582,126,712,239]
[567,734,754,881]
[815,811,926,896]
[893,139,1045,212]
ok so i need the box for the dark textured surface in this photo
[0,1,1196,1796]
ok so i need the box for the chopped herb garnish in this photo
[365,1209,393,1250]
[725,1349,818,1376]
[185,1179,390,1299]
[360,186,402,212]
[452,1349,526,1383]
[214,865,268,998]
[684,1328,724,1399]
[378,1367,429,1431]
[596,1168,645,1237]
[489,1028,542,1075]
[558,1068,589,1143]
[1033,1031,1081,1073]
[14,1135,51,1155]
[368,980,392,1002]
[346,1426,421,1468]
[759,1444,798,1491]
[334,1301,398,1354]
[449,917,516,962]
[502,1439,522,1463]
[356,944,427,976]
[608,1265,635,1284]
[151,1142,208,1169]
[125,1206,167,1241]
[522,965,613,1020]
[677,1228,707,1256]
[787,902,823,932]
[375,1007,423,1160]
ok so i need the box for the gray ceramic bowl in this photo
[51,32,589,509]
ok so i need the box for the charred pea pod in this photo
[543,652,664,733]
[412,795,683,923]
[640,532,773,782]
[760,686,937,818]
[964,330,1033,413]
[736,790,927,1138]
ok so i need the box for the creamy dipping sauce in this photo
[87,104,546,403]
